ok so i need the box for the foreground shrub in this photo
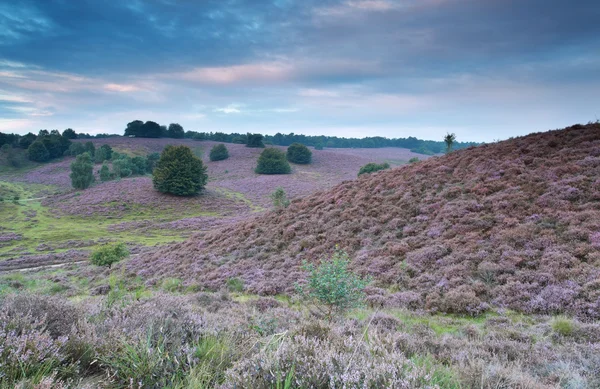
[89,243,129,268]
[153,145,208,196]
[70,152,94,189]
[270,187,290,209]
[296,248,370,322]
[210,144,230,161]
[255,148,291,174]
[286,142,312,164]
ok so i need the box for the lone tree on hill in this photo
[168,123,185,139]
[209,144,229,161]
[255,148,291,174]
[286,142,312,164]
[153,145,207,195]
[444,133,456,153]
[70,152,95,189]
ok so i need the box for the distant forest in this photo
[0,120,480,157]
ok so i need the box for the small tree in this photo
[255,148,291,174]
[27,141,50,162]
[246,133,265,148]
[146,152,160,173]
[270,187,290,209]
[153,145,208,196]
[209,144,229,161]
[70,152,95,189]
[99,163,112,181]
[112,158,132,178]
[315,142,324,150]
[168,123,185,139]
[89,243,129,269]
[62,128,77,139]
[68,143,86,156]
[358,162,390,176]
[286,143,312,164]
[296,248,370,322]
[444,133,456,154]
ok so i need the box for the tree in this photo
[124,120,144,137]
[0,144,21,167]
[153,145,208,196]
[209,144,229,161]
[296,247,370,322]
[286,143,312,164]
[99,163,112,182]
[100,144,113,160]
[62,128,77,139]
[18,133,37,149]
[246,133,265,148]
[27,141,50,162]
[112,158,132,178]
[168,123,185,139]
[84,141,95,157]
[89,243,129,268]
[444,133,456,154]
[255,148,291,174]
[270,187,290,209]
[315,142,324,150]
[358,162,390,176]
[140,121,162,138]
[146,152,160,173]
[130,156,147,175]
[70,152,95,189]
[94,144,113,163]
[68,143,86,156]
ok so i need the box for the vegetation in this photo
[209,144,230,161]
[408,157,420,163]
[246,133,265,148]
[61,128,77,139]
[255,148,291,174]
[69,152,95,189]
[26,140,50,162]
[168,123,185,139]
[89,242,129,268]
[444,132,456,153]
[358,162,390,176]
[286,142,312,164]
[153,145,208,196]
[296,248,371,322]
[270,187,290,209]
[99,163,111,182]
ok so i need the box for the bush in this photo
[358,162,390,176]
[111,158,132,178]
[552,317,575,336]
[246,133,265,148]
[296,247,370,321]
[315,142,324,150]
[27,141,50,162]
[255,148,291,174]
[89,243,129,268]
[94,144,113,163]
[153,145,208,196]
[210,144,230,161]
[146,152,160,173]
[70,152,95,189]
[130,156,147,175]
[99,163,111,182]
[408,157,420,163]
[286,142,312,164]
[270,187,290,209]
[68,143,86,156]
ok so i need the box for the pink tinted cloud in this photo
[171,62,294,84]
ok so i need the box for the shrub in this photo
[210,144,230,161]
[358,162,390,176]
[153,145,208,196]
[226,277,244,293]
[286,142,312,164]
[146,152,160,173]
[89,243,129,268]
[130,156,147,175]
[70,152,95,189]
[408,157,419,163]
[27,141,50,162]
[83,141,95,158]
[68,143,86,156]
[552,317,575,336]
[255,148,291,175]
[99,163,111,182]
[94,144,113,163]
[62,128,77,139]
[270,187,290,209]
[315,142,324,150]
[296,247,371,321]
[111,158,132,178]
[246,133,265,148]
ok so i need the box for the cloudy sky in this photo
[0,0,599,142]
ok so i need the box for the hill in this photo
[129,123,600,318]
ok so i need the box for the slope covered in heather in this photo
[130,123,600,318]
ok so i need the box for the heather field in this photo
[1,125,600,388]
[0,139,424,270]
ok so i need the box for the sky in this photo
[0,0,599,142]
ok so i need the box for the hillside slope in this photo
[129,123,600,318]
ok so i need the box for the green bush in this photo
[552,317,575,336]
[255,148,291,174]
[270,187,290,209]
[130,156,147,175]
[246,133,265,148]
[286,142,312,164]
[112,158,132,178]
[68,143,86,156]
[146,152,160,173]
[315,142,324,150]
[153,145,208,196]
[226,277,244,293]
[27,141,50,162]
[296,247,370,322]
[70,152,95,189]
[408,157,420,163]
[94,144,113,163]
[210,144,230,161]
[89,243,129,268]
[358,162,390,176]
[99,163,111,182]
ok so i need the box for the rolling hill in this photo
[129,123,600,318]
